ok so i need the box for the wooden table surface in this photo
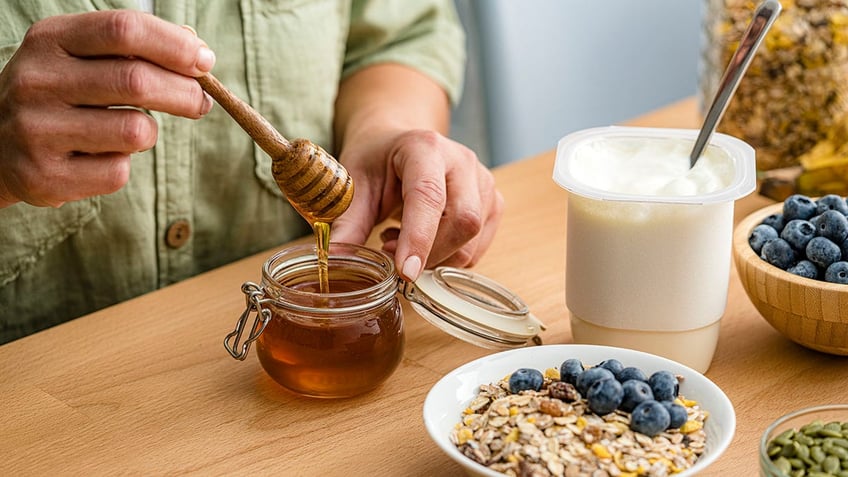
[2,98,845,476]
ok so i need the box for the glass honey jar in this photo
[226,243,403,398]
[225,243,545,399]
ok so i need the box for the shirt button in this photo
[165,219,191,249]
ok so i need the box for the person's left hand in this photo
[330,128,503,282]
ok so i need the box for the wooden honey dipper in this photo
[196,73,354,224]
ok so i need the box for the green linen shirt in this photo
[0,0,465,343]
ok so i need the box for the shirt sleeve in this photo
[343,0,467,106]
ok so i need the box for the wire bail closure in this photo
[225,266,544,360]
[224,281,272,360]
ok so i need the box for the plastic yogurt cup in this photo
[553,126,756,373]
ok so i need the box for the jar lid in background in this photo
[402,267,544,349]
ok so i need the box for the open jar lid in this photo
[401,267,545,349]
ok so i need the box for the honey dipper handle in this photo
[196,73,291,158]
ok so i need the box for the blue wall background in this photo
[452,1,704,166]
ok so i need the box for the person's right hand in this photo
[0,10,216,208]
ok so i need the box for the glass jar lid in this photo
[402,267,544,349]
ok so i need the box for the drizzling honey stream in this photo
[196,73,353,293]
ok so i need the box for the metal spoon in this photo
[690,0,782,168]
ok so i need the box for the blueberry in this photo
[825,261,848,284]
[619,379,654,413]
[784,194,817,221]
[597,359,624,378]
[648,370,679,402]
[780,219,816,251]
[661,401,689,429]
[816,194,848,216]
[629,400,671,437]
[812,210,848,243]
[841,238,848,261]
[508,368,544,393]
[806,236,841,270]
[761,238,796,270]
[749,224,779,255]
[586,378,623,415]
[787,260,819,280]
[575,367,615,397]
[616,366,648,383]
[559,358,584,386]
[762,213,786,234]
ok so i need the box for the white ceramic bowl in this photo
[423,344,736,477]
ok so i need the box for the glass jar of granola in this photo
[700,0,848,198]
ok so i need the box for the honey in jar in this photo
[226,244,546,399]
[226,243,404,398]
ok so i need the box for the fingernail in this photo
[181,25,198,36]
[201,92,214,114]
[196,46,216,72]
[402,255,422,281]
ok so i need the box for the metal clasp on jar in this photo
[224,282,272,360]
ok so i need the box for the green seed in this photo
[769,444,785,457]
[825,422,843,432]
[823,455,841,473]
[778,430,798,446]
[805,423,825,436]
[797,441,812,460]
[769,420,848,475]
[782,443,798,458]
[775,456,793,474]
[812,446,827,464]
[831,446,848,460]
[825,442,848,457]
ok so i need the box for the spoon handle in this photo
[690,0,781,167]
[196,73,292,158]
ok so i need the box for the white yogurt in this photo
[568,136,735,197]
[553,127,756,373]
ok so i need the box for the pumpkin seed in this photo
[811,445,827,464]
[768,420,848,475]
[823,455,841,473]
[828,445,848,460]
[775,456,793,474]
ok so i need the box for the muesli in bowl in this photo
[423,345,735,477]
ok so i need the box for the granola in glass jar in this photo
[700,0,848,198]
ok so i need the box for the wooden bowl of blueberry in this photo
[733,193,848,355]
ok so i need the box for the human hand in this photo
[331,128,504,281]
[0,10,215,208]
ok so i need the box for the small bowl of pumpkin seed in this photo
[760,404,848,477]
